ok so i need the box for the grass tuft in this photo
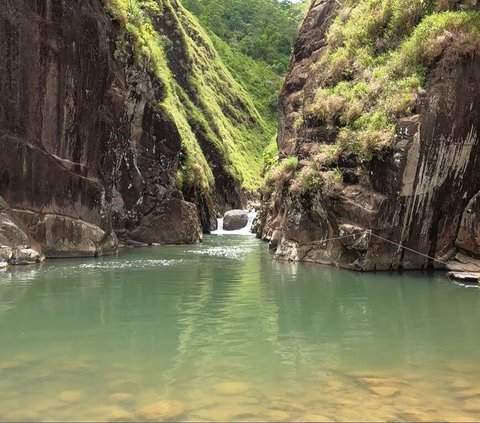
[306,0,480,160]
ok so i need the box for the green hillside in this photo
[182,0,308,125]
[106,0,274,192]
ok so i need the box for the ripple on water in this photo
[187,246,252,260]
[77,259,184,270]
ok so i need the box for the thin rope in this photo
[311,230,464,270]
[268,231,367,251]
[270,229,475,273]
[311,232,368,244]
[367,232,450,267]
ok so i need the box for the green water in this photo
[1,235,479,422]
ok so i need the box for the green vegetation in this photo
[290,161,344,194]
[291,165,323,193]
[105,0,278,193]
[263,156,299,191]
[182,0,309,124]
[262,135,280,174]
[306,0,480,160]
[182,0,307,72]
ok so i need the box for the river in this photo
[0,231,479,421]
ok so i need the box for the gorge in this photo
[1,1,480,422]
[1,0,479,272]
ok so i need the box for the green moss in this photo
[308,0,480,159]
[106,0,271,194]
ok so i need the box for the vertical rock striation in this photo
[0,0,265,260]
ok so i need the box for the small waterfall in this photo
[211,210,257,235]
[217,216,224,232]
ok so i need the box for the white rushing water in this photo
[211,210,257,235]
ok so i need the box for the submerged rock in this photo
[463,398,480,413]
[301,414,333,422]
[136,399,185,421]
[94,405,135,422]
[109,393,134,403]
[213,381,250,395]
[266,410,291,421]
[223,210,249,231]
[368,386,400,398]
[357,376,403,398]
[451,379,472,391]
[59,390,84,403]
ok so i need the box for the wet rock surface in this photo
[223,210,249,231]
[255,0,480,271]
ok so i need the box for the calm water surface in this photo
[0,234,479,421]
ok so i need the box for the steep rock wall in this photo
[0,0,263,259]
[256,0,480,271]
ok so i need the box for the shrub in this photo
[291,164,323,193]
[263,156,299,191]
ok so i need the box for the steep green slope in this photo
[182,0,308,124]
[106,0,270,193]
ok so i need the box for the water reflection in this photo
[0,237,479,421]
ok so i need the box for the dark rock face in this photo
[256,0,480,271]
[0,0,223,260]
[223,210,249,231]
[456,193,480,258]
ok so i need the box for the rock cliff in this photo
[256,0,480,271]
[0,0,267,260]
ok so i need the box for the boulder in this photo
[129,198,202,244]
[22,213,118,259]
[223,210,249,231]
